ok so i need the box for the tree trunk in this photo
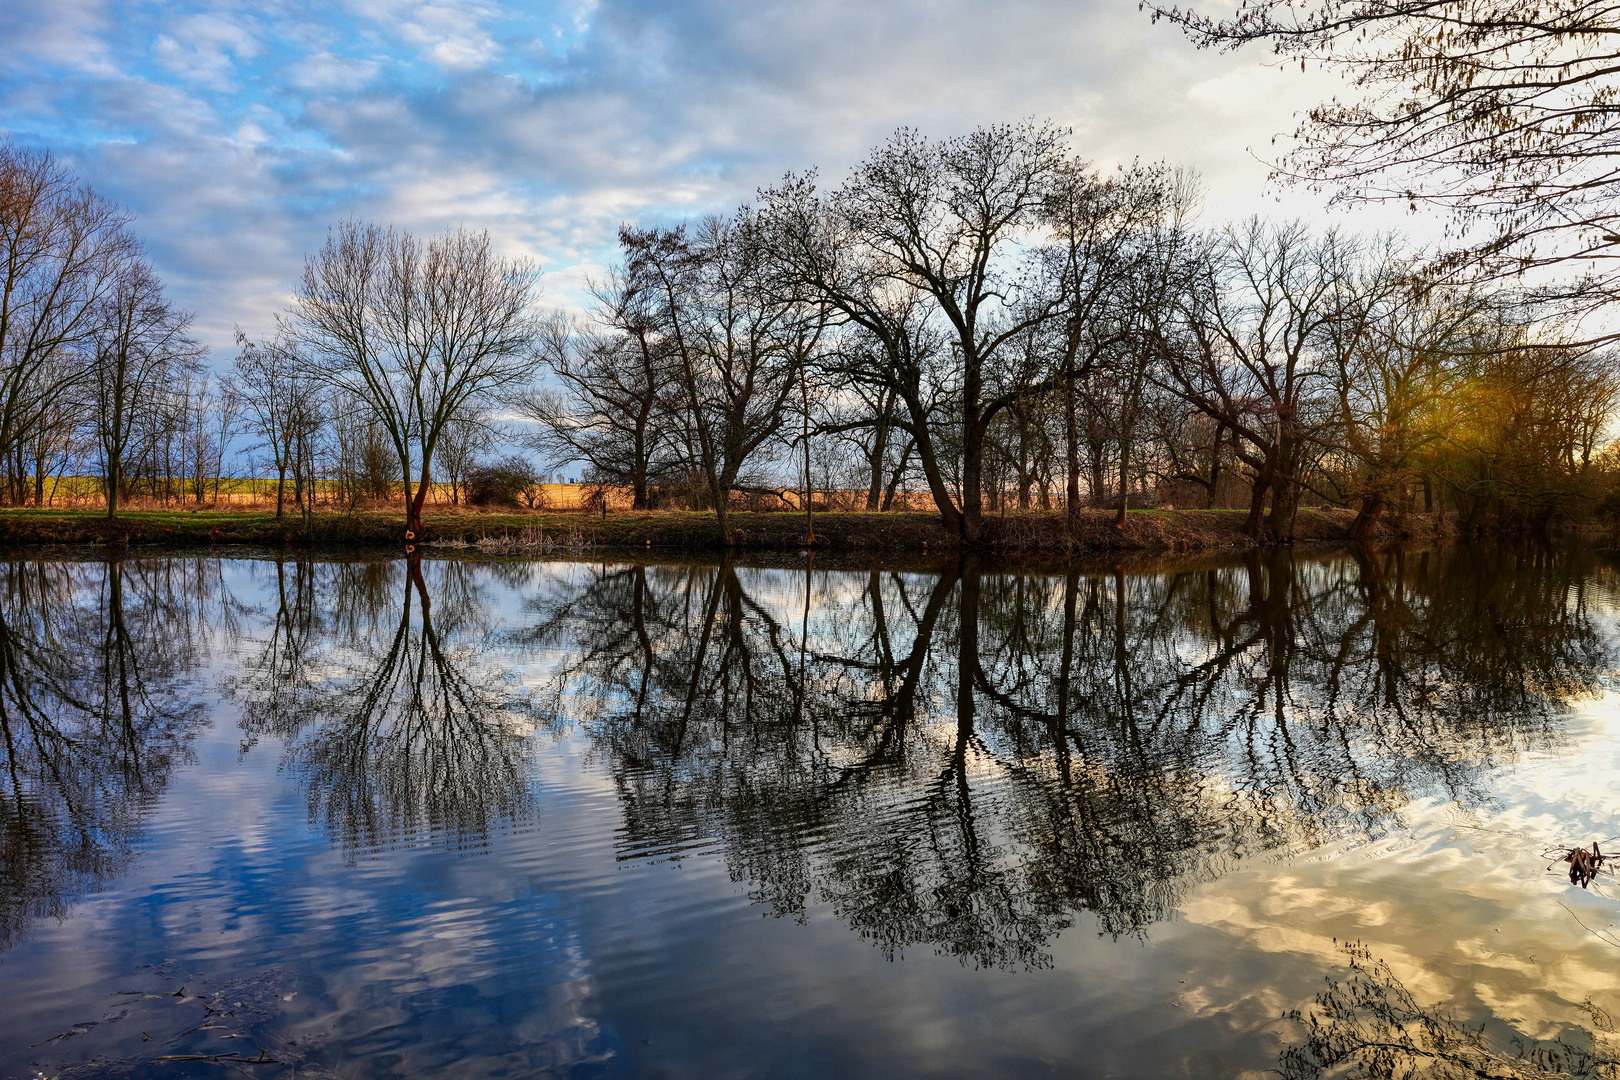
[406,460,432,540]
[881,438,913,511]
[1243,462,1272,539]
[632,450,648,511]
[802,373,815,544]
[631,415,650,510]
[106,370,124,519]
[1114,434,1130,529]
[1267,479,1300,541]
[632,329,657,513]
[1349,495,1385,540]
[713,492,733,546]
[1064,380,1081,531]
[1088,446,1106,507]
[1266,436,1302,541]
[866,413,889,512]
[1206,423,1226,509]
[897,388,963,536]
[961,414,984,543]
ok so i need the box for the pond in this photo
[3,544,1620,1078]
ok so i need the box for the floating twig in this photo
[1558,901,1620,948]
[156,1050,281,1064]
[1572,843,1606,888]
[1542,842,1608,888]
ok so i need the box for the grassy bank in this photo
[0,505,1442,553]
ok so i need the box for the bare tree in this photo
[1148,0,1620,321]
[623,216,823,542]
[232,330,322,519]
[1042,161,1188,526]
[89,256,200,519]
[751,178,958,520]
[288,222,545,538]
[815,377,910,511]
[1152,220,1356,539]
[436,410,497,506]
[23,350,88,506]
[209,379,241,506]
[1432,314,1620,529]
[764,124,1109,540]
[0,143,137,505]
[323,391,397,510]
[172,367,232,505]
[515,260,679,510]
[1319,254,1483,536]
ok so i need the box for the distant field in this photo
[28,479,614,510]
[24,479,941,513]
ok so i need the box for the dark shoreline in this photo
[0,505,1455,555]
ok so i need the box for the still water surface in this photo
[4,545,1620,1077]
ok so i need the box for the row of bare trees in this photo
[0,143,223,515]
[7,126,1615,541]
[520,123,1620,542]
[1,143,551,527]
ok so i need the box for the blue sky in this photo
[0,0,1370,353]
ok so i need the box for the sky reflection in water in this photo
[2,545,1620,1078]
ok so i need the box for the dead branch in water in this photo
[1545,842,1608,889]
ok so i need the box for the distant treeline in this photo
[4,128,1615,542]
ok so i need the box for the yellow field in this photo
[23,478,939,513]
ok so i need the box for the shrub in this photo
[466,456,539,508]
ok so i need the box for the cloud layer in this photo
[0,0,1359,352]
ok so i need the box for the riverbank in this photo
[0,505,1448,553]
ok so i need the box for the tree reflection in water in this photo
[1278,941,1620,1079]
[230,556,539,857]
[521,544,1615,968]
[0,558,216,951]
[0,543,1608,973]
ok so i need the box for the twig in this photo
[1559,900,1620,948]
[34,1027,91,1046]
[1448,820,1559,846]
[1546,842,1607,887]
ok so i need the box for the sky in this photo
[0,0,1397,355]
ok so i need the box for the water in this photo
[3,544,1620,1078]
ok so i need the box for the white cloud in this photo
[151,12,264,89]
[285,51,383,91]
[0,0,1416,350]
